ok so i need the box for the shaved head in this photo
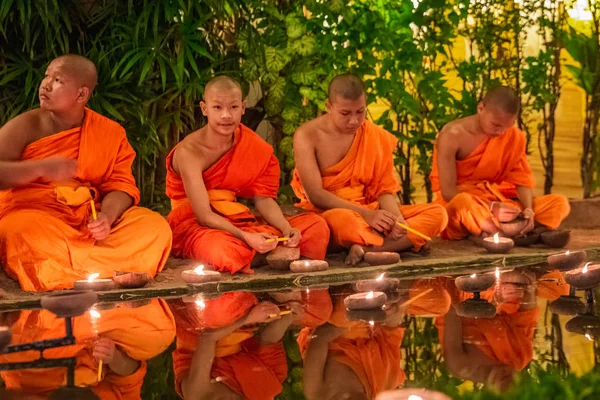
[328,73,365,103]
[51,54,98,91]
[204,75,242,100]
[482,86,520,115]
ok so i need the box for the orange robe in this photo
[436,308,539,371]
[292,120,447,251]
[297,294,405,399]
[171,292,288,400]
[0,299,176,398]
[430,126,570,240]
[166,124,329,274]
[0,108,172,292]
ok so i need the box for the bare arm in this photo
[378,193,403,220]
[515,185,533,211]
[436,129,460,202]
[108,348,141,376]
[303,324,344,400]
[254,196,292,233]
[259,313,294,345]
[293,129,369,216]
[100,191,133,225]
[176,147,246,240]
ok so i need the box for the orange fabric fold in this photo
[430,127,569,239]
[166,124,329,273]
[171,292,287,400]
[297,294,406,399]
[0,108,172,292]
[0,299,176,398]
[291,121,447,250]
[436,308,539,371]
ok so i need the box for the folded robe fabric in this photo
[0,108,172,292]
[166,124,329,274]
[291,120,447,251]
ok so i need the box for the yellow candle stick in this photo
[268,310,292,318]
[98,360,103,381]
[265,237,290,243]
[396,222,431,241]
[90,199,98,221]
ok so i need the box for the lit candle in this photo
[455,273,496,292]
[289,259,328,273]
[353,272,400,292]
[586,333,593,341]
[364,252,401,266]
[482,233,514,254]
[180,265,222,285]
[112,271,151,288]
[565,262,600,289]
[73,273,116,291]
[547,250,587,271]
[344,291,387,310]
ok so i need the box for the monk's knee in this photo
[0,210,55,238]
[132,208,173,243]
[303,213,331,239]
[322,209,366,232]
[544,194,571,217]
[423,203,449,232]
[445,193,475,216]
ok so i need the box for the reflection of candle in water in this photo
[369,320,374,326]
[89,307,102,382]
[586,333,593,341]
[195,299,206,309]
[495,267,500,279]
[366,291,374,299]
[566,250,571,256]
[583,263,590,274]
[470,273,476,278]
[377,273,385,281]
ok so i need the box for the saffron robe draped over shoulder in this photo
[430,126,570,240]
[291,120,447,251]
[0,108,172,292]
[170,291,288,400]
[0,299,176,398]
[166,124,329,274]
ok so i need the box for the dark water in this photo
[0,266,599,400]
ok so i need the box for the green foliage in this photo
[277,329,306,400]
[141,349,178,400]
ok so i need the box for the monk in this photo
[0,298,176,398]
[430,86,570,242]
[0,54,172,292]
[166,76,329,274]
[292,73,448,265]
[171,291,295,399]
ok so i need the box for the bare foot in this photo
[345,244,365,266]
[240,267,255,275]
[251,252,268,268]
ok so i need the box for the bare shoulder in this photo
[294,118,322,150]
[437,119,470,148]
[0,109,43,136]
[172,129,205,173]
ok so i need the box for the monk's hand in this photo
[490,202,521,223]
[93,338,117,364]
[37,158,78,181]
[242,232,278,254]
[88,212,113,241]
[281,227,302,247]
[287,301,305,321]
[520,208,535,235]
[246,302,281,324]
[363,209,396,234]
[388,218,408,240]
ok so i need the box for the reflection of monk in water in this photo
[0,299,176,399]
[298,279,451,400]
[437,271,542,391]
[171,291,299,400]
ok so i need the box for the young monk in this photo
[0,55,172,292]
[166,76,329,274]
[292,73,448,265]
[430,86,570,242]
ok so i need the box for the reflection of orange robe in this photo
[298,295,405,399]
[0,299,176,398]
[430,127,570,240]
[292,121,447,251]
[436,308,539,371]
[166,124,329,274]
[171,292,288,400]
[406,279,452,317]
[0,109,172,292]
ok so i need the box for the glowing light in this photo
[586,333,593,341]
[195,300,206,309]
[470,273,477,278]
[90,309,101,319]
[583,263,591,274]
[305,261,310,267]
[377,273,385,281]
[366,291,374,299]
[193,265,205,275]
[369,320,375,326]
[566,250,571,255]
[87,273,99,282]
[493,233,500,244]
[568,0,593,21]
[408,395,424,400]
[495,267,500,279]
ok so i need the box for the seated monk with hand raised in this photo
[166,76,329,274]
[0,55,171,292]
[431,86,570,243]
[292,73,448,265]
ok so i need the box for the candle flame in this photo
[377,273,385,281]
[470,273,477,278]
[566,250,570,255]
[586,333,593,341]
[493,233,499,244]
[408,396,423,400]
[193,265,205,275]
[369,320,374,326]
[366,291,374,299]
[195,300,206,309]
[88,273,99,282]
[495,267,500,279]
[583,262,591,274]
[90,309,101,319]
[305,261,310,267]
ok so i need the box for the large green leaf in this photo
[265,46,289,73]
